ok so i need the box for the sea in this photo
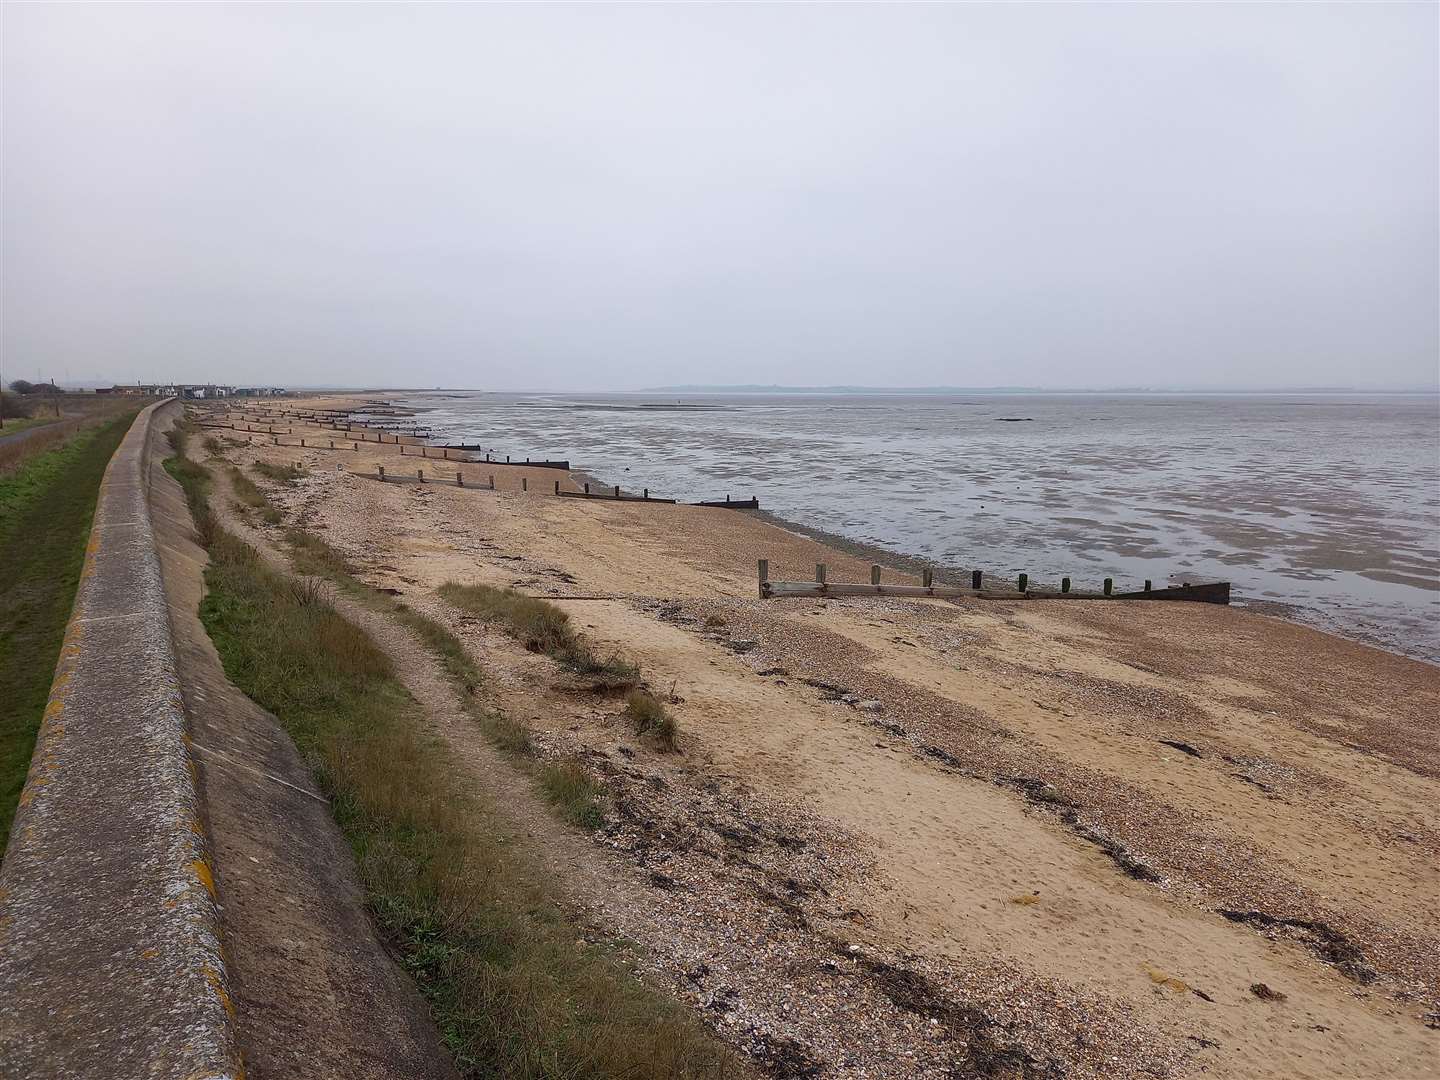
[383,391,1440,664]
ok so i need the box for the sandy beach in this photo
[199,396,1439,1080]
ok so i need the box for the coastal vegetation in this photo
[226,466,281,524]
[251,460,304,484]
[436,582,639,688]
[165,419,736,1079]
[0,408,141,852]
[625,689,679,751]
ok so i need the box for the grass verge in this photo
[0,408,141,852]
[168,439,734,1078]
[437,582,639,689]
[279,525,596,821]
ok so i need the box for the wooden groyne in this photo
[757,561,1229,604]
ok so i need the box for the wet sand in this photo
[202,397,1440,1080]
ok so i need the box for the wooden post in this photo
[522,477,527,492]
[506,455,510,463]
[329,440,334,449]
[378,466,385,482]
[1018,573,1028,592]
[972,570,982,590]
[1062,577,1071,593]
[554,480,560,495]
[613,485,620,498]
[643,488,649,500]
[871,565,881,585]
[758,558,769,597]
[457,471,464,487]
[1104,578,1113,595]
[1144,579,1152,593]
[417,469,424,483]
[300,438,306,447]
[584,482,590,494]
[816,563,827,585]
[922,568,933,589]
[489,475,495,489]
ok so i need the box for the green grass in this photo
[280,528,580,804]
[228,467,282,524]
[625,690,679,752]
[252,460,304,484]
[167,446,734,1079]
[0,409,141,853]
[0,416,57,437]
[437,582,639,689]
[537,759,607,830]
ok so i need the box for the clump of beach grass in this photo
[228,466,282,524]
[438,582,639,689]
[625,689,679,752]
[538,759,606,829]
[165,441,736,1079]
[252,460,304,484]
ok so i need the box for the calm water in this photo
[385,392,1440,662]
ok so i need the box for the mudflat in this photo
[204,397,1440,1080]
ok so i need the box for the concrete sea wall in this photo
[0,400,241,1078]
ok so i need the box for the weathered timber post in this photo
[643,488,649,500]
[1018,573,1028,592]
[417,469,424,483]
[922,568,933,589]
[329,440,334,449]
[758,559,769,598]
[457,472,464,487]
[871,565,881,586]
[972,570,982,590]
[378,466,386,482]
[554,480,560,495]
[1062,577,1071,593]
[584,482,590,494]
[506,455,510,463]
[1144,579,1152,593]
[816,563,827,585]
[522,477,527,492]
[489,475,495,489]
[613,485,620,498]
[1104,578,1113,596]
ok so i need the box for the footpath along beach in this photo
[198,395,1439,1079]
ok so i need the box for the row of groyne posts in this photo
[210,404,1228,605]
[757,560,1230,604]
[204,405,761,509]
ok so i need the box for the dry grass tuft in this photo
[228,466,283,524]
[625,690,679,752]
[252,460,304,484]
[438,582,639,689]
[537,759,606,829]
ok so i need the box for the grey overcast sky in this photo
[3,3,1436,391]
